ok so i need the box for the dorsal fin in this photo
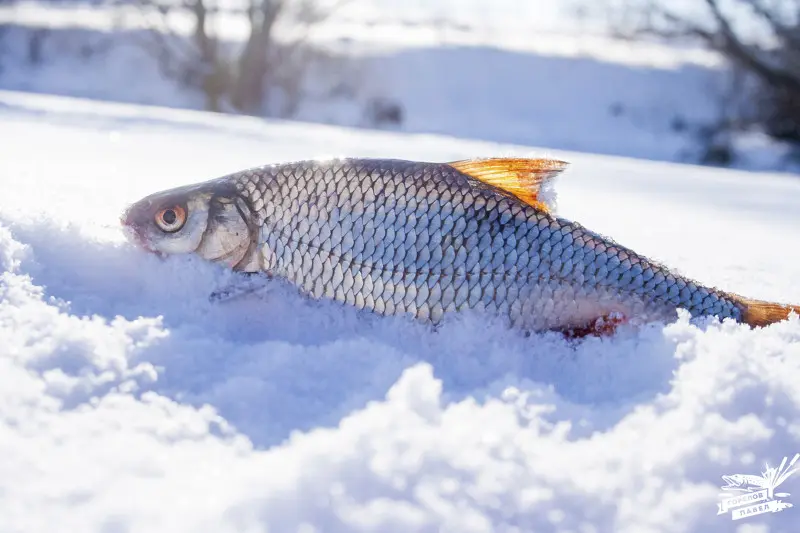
[448,157,569,213]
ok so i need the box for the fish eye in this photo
[154,205,187,233]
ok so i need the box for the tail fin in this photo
[737,297,800,328]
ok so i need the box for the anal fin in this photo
[210,273,272,303]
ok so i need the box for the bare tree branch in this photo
[702,0,800,93]
[116,0,344,114]
[601,0,800,148]
[132,0,203,66]
[748,0,800,51]
[612,0,800,93]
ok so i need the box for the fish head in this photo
[121,179,259,271]
[722,475,746,487]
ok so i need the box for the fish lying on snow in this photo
[121,157,799,336]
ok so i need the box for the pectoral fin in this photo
[209,273,272,303]
[449,157,569,213]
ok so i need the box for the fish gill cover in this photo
[1,93,800,533]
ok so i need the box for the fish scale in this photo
[124,157,800,334]
[216,158,744,331]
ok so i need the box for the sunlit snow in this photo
[2,90,800,533]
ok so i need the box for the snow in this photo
[2,89,800,532]
[5,0,794,172]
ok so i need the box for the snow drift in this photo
[2,91,800,533]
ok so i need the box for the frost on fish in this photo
[121,157,800,334]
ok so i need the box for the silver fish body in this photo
[235,159,745,331]
[123,157,760,333]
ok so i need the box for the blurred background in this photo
[1,0,799,172]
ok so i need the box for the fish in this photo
[721,474,771,492]
[120,157,800,336]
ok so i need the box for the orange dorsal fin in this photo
[736,297,800,327]
[448,157,569,212]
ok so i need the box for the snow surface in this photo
[2,90,800,533]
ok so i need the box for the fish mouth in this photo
[120,213,165,259]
